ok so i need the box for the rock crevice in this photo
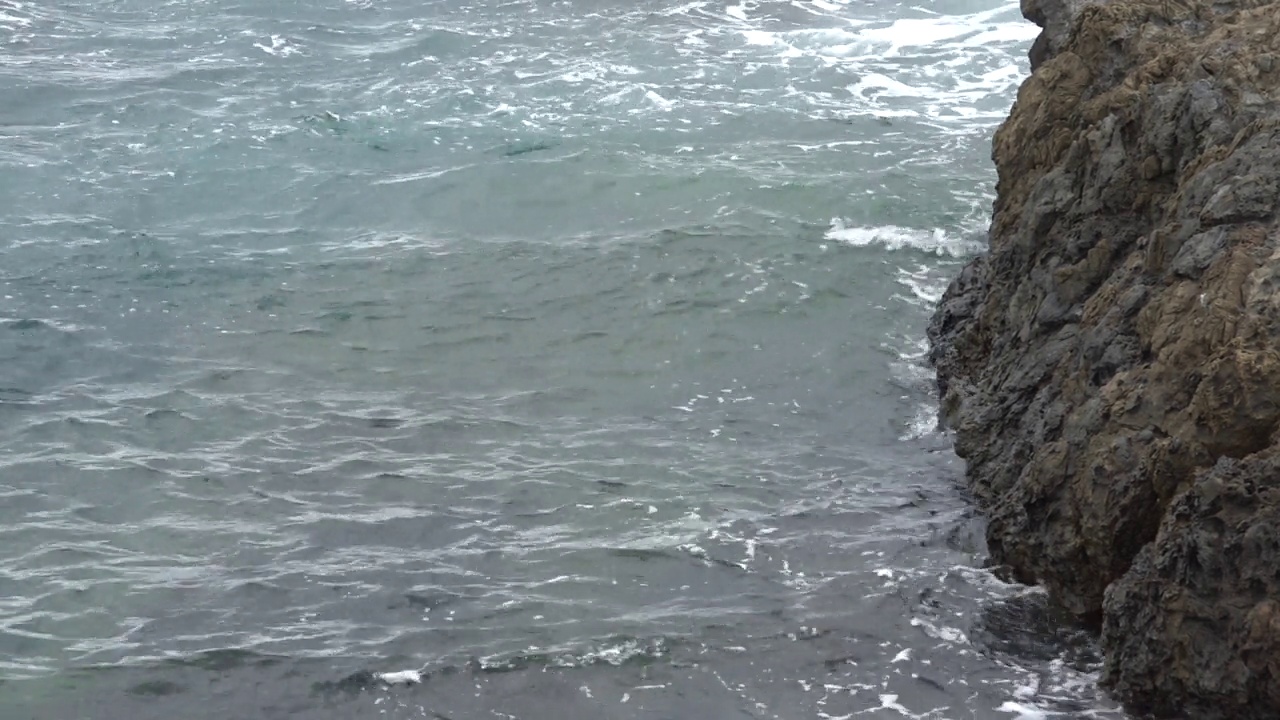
[928,0,1280,716]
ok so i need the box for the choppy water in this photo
[0,1,1127,718]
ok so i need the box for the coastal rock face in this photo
[927,0,1280,716]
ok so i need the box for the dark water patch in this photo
[606,547,677,562]
[256,293,289,311]
[312,668,382,697]
[126,679,184,697]
[395,592,465,612]
[4,319,58,332]
[973,590,1104,668]
[474,635,674,672]
[292,112,397,153]
[178,649,286,673]
[0,387,35,404]
[919,509,987,555]
[493,139,561,158]
[142,407,192,422]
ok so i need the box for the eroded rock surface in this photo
[927,0,1280,716]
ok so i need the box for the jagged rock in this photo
[1104,452,1280,718]
[927,0,1280,716]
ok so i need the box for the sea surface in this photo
[0,1,1127,718]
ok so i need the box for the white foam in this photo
[846,560,1125,719]
[0,0,28,28]
[894,265,957,306]
[253,35,301,57]
[963,23,1044,47]
[0,10,29,29]
[900,403,938,441]
[909,616,968,644]
[644,90,675,111]
[876,694,916,717]
[377,669,422,685]
[855,17,980,54]
[826,221,975,257]
[559,69,599,84]
[710,3,1037,131]
[997,701,1052,719]
[849,73,929,99]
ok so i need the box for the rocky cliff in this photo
[927,0,1280,716]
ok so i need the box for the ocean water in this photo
[0,1,1126,718]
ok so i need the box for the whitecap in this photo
[644,90,675,111]
[996,701,1052,719]
[849,73,929,99]
[377,669,422,685]
[253,35,301,57]
[826,221,977,257]
[740,30,777,46]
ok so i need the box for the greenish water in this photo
[0,0,1127,718]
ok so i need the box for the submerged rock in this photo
[928,0,1280,716]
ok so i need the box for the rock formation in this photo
[927,0,1280,716]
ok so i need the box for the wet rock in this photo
[927,0,1280,716]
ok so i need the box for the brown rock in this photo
[928,0,1280,716]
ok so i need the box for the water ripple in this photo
[0,0,1127,718]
